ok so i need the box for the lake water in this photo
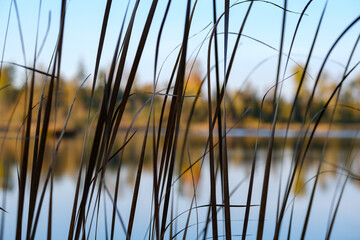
[1,129,360,239]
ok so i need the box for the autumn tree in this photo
[0,65,18,104]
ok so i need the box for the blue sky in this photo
[1,0,360,100]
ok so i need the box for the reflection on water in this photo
[1,130,360,239]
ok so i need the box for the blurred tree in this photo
[183,66,205,122]
[76,60,87,85]
[0,65,19,104]
[184,68,202,96]
[349,75,360,102]
[337,75,360,123]
[0,65,14,86]
[292,65,310,123]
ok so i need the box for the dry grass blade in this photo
[30,71,88,240]
[274,2,327,237]
[68,0,123,237]
[1,1,359,239]
[72,0,142,236]
[151,1,173,238]
[103,187,109,240]
[206,33,218,240]
[36,11,51,59]
[15,29,33,240]
[181,147,199,240]
[91,0,112,93]
[26,1,48,238]
[300,23,360,240]
[221,1,232,239]
[13,0,27,65]
[257,0,287,239]
[205,2,256,238]
[72,78,109,240]
[0,0,13,75]
[99,1,160,239]
[275,0,313,222]
[101,178,127,236]
[240,76,296,237]
[159,1,191,238]
[156,1,200,206]
[47,174,53,240]
[15,0,46,237]
[28,1,67,237]
[325,37,360,239]
[74,0,115,226]
[210,9,224,238]
[122,95,155,239]
[0,62,57,78]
